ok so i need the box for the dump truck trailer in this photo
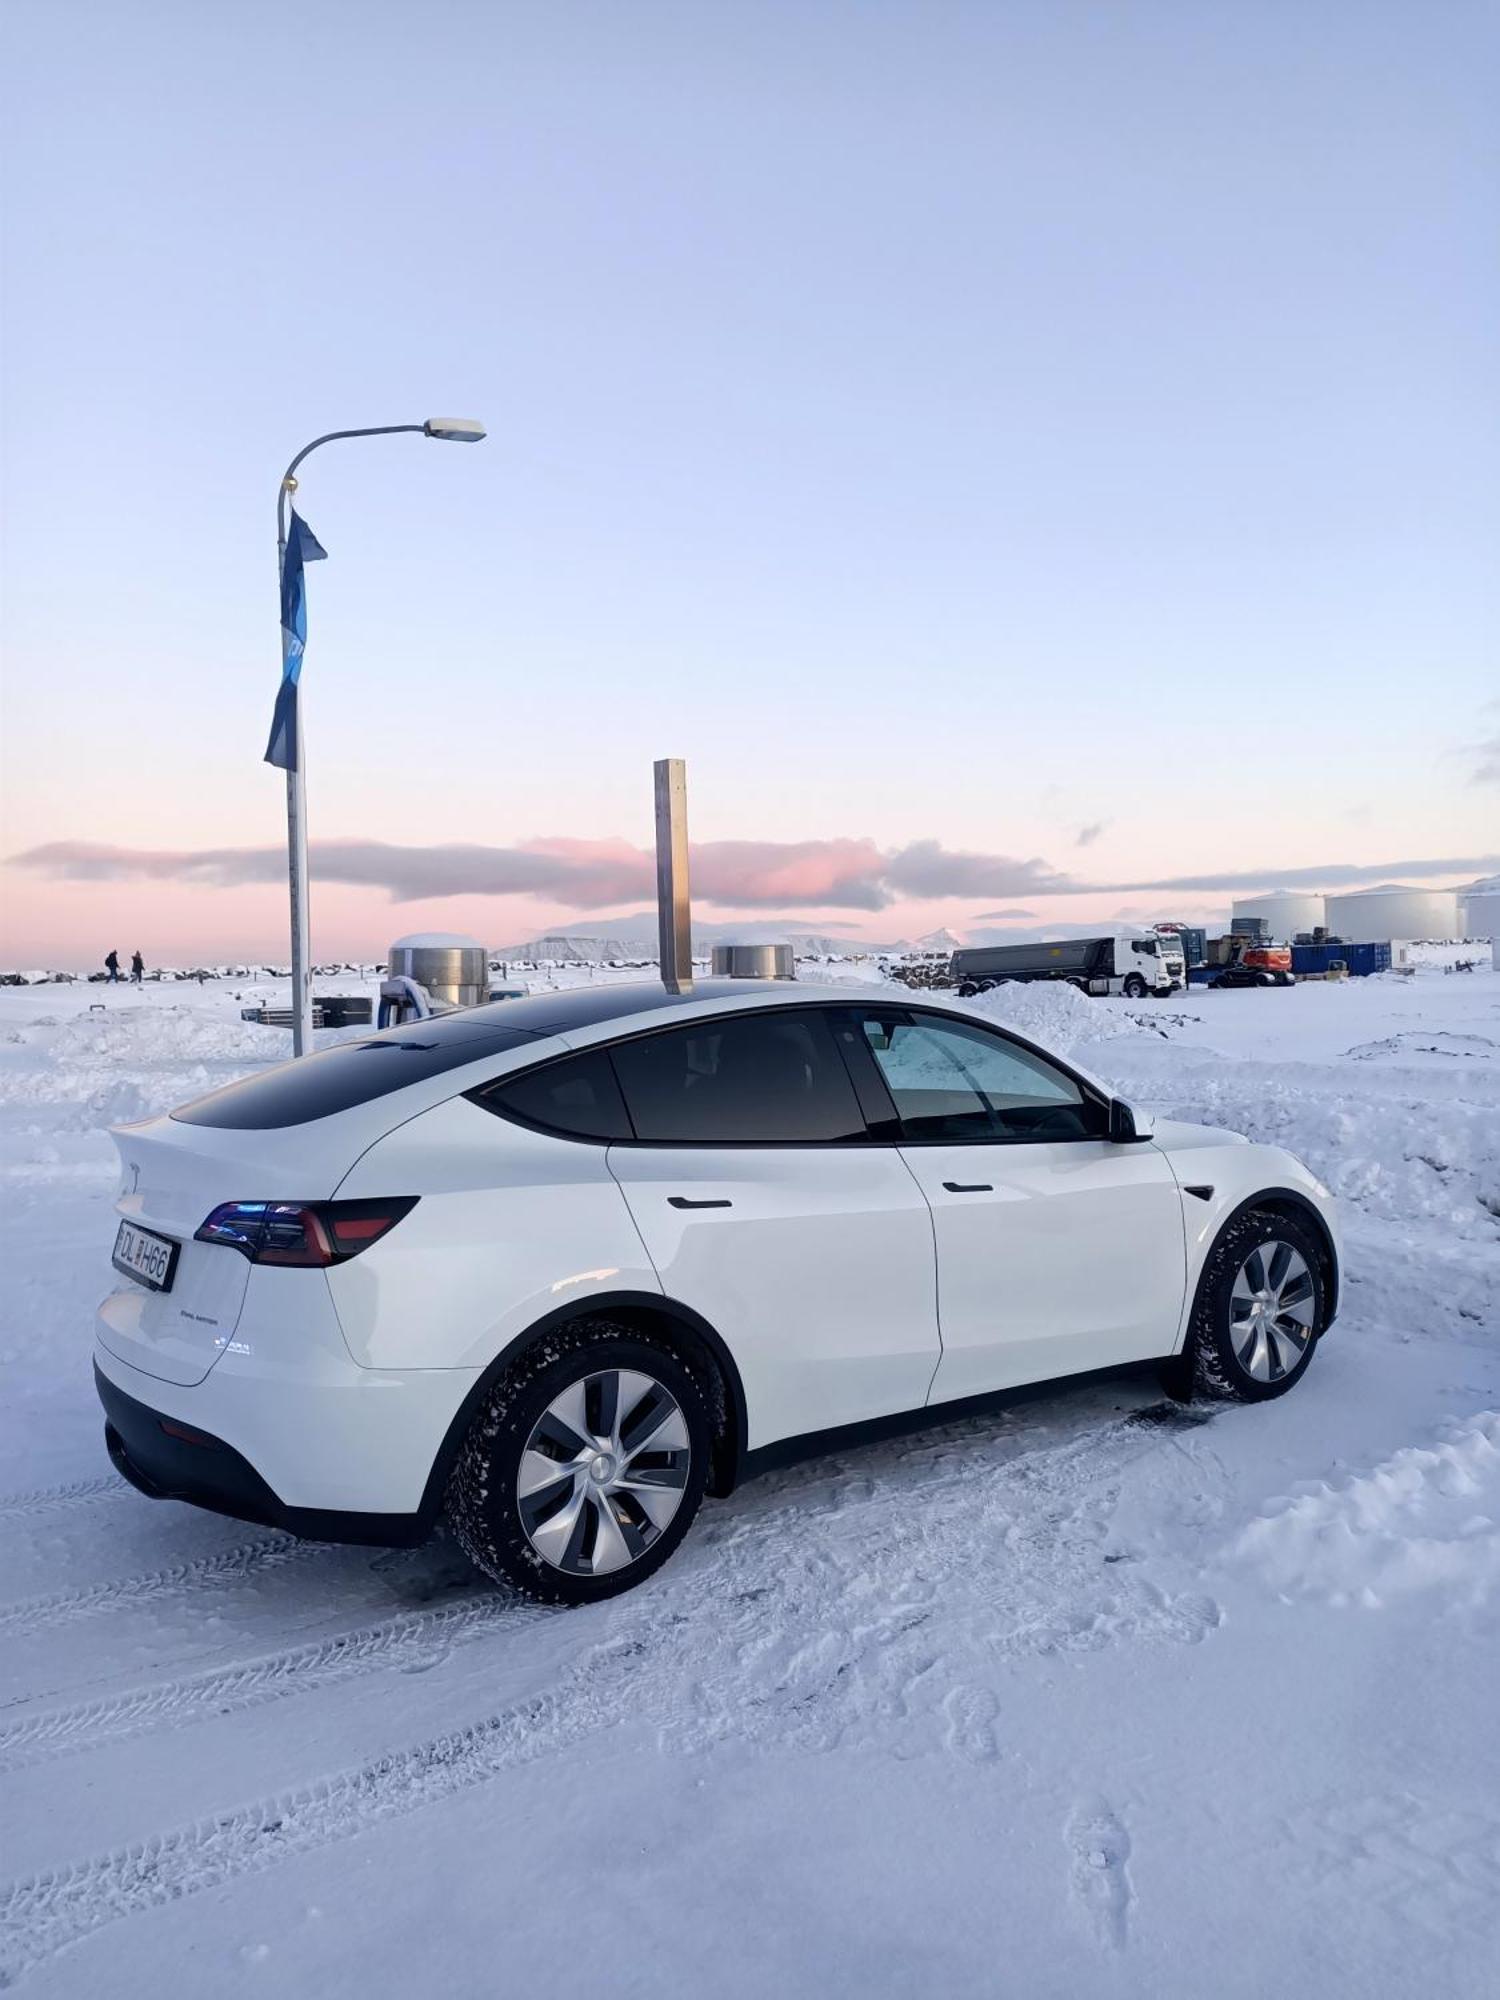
[951,933,1179,999]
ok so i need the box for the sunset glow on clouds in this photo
[6,836,1495,968]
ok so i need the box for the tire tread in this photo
[1183,1206,1325,1404]
[446,1319,709,1604]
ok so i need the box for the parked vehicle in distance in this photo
[1192,938,1296,988]
[1154,923,1207,973]
[95,980,1340,1604]
[1153,931,1187,989]
[952,933,1180,999]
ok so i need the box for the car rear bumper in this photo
[96,1364,435,1547]
[92,1311,483,1544]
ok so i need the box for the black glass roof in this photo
[170,981,793,1129]
[459,978,788,1036]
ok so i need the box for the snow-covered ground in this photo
[1,962,1497,1996]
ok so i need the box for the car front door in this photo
[605,1007,941,1452]
[841,1007,1187,1405]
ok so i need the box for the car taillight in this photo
[195,1198,417,1266]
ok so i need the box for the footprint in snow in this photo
[942,1684,1000,1763]
[1066,1799,1134,1948]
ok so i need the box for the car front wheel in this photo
[447,1322,711,1604]
[1179,1207,1326,1402]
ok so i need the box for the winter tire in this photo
[1179,1207,1326,1402]
[447,1322,711,1604]
[1122,974,1148,999]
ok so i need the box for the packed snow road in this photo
[1,965,1497,1996]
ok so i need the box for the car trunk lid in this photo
[98,1115,353,1386]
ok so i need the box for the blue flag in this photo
[264,509,328,771]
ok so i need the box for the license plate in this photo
[112,1219,179,1293]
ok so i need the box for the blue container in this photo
[1290,942,1392,978]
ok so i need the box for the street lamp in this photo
[275,418,486,1056]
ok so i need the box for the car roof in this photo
[457,976,891,1043]
[455,977,782,1036]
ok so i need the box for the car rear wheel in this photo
[1179,1208,1326,1402]
[447,1323,711,1604]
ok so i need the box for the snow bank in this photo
[0,1004,291,1121]
[1234,1413,1500,1609]
[1082,1038,1500,1242]
[958,979,1152,1055]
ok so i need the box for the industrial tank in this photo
[1459,877,1500,940]
[1229,892,1326,939]
[1323,885,1461,944]
[386,933,489,1009]
[710,942,795,979]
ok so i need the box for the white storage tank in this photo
[1229,891,1326,939]
[1459,876,1500,940]
[1324,884,1461,944]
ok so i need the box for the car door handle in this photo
[942,1180,993,1193]
[667,1196,733,1210]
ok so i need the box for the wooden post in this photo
[654,757,693,992]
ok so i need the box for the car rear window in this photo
[467,1049,633,1142]
[171,1020,541,1129]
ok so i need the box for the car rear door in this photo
[840,1006,1187,1405]
[604,1006,940,1452]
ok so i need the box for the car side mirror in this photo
[1109,1099,1154,1144]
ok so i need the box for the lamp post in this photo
[275,418,486,1055]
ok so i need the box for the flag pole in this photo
[277,475,314,1056]
[268,420,484,1056]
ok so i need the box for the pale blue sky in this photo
[2,0,1495,960]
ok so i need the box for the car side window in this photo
[609,1009,868,1144]
[468,1048,633,1141]
[856,1012,1104,1142]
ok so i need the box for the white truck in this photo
[951,932,1184,999]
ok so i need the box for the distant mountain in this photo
[494,917,896,964]
[493,934,651,965]
[914,927,964,952]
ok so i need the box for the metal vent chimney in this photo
[711,942,795,980]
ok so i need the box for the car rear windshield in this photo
[171,1019,542,1129]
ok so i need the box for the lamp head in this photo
[423,417,487,443]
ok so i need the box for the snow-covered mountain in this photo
[494,918,895,963]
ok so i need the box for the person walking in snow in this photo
[130,951,144,985]
[104,950,120,984]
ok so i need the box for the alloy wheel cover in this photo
[516,1368,692,1575]
[1229,1240,1316,1382]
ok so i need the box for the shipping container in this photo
[1289,942,1393,979]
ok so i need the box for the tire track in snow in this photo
[0,1535,326,1638]
[0,1663,616,1985]
[0,1403,1218,1982]
[0,1592,541,1773]
[0,1478,121,1522]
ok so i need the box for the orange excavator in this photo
[1205,936,1295,988]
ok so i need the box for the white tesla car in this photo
[95,980,1340,1603]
